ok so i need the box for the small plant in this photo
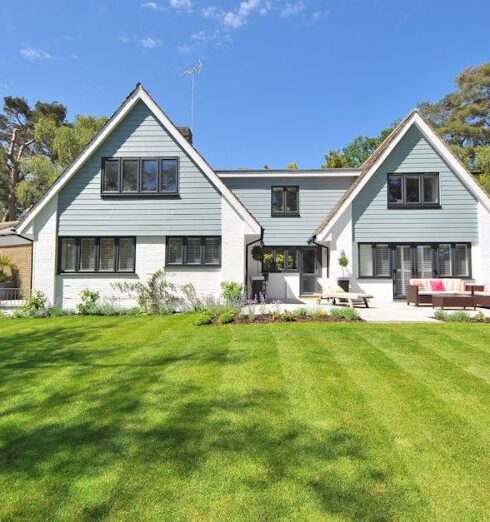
[282,310,295,321]
[221,281,244,306]
[14,290,48,318]
[434,310,470,322]
[474,311,487,323]
[193,311,214,326]
[181,283,203,312]
[293,308,309,319]
[217,309,236,324]
[330,307,360,321]
[76,289,100,315]
[113,269,181,314]
[251,245,264,261]
[247,312,256,322]
[338,250,349,277]
[0,255,16,283]
[310,309,328,320]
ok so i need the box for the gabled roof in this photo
[217,168,361,178]
[314,109,490,240]
[16,84,261,235]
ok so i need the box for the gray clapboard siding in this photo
[223,176,354,245]
[58,100,221,235]
[352,125,478,242]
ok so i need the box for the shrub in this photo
[310,309,328,320]
[435,310,471,322]
[13,290,49,318]
[217,309,236,325]
[181,283,204,312]
[76,289,100,315]
[330,307,360,322]
[113,269,181,314]
[221,281,244,306]
[281,310,295,321]
[194,311,214,326]
[0,254,16,283]
[292,308,309,319]
[474,311,487,323]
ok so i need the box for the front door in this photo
[300,247,319,295]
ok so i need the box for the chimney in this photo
[177,127,193,145]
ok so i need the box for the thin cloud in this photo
[140,37,163,48]
[19,47,52,61]
[202,0,264,29]
[169,0,192,10]
[141,1,166,11]
[279,0,305,18]
[118,35,131,43]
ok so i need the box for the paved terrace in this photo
[246,299,490,323]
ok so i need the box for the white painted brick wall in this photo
[31,196,58,305]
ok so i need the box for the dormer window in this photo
[388,173,440,208]
[271,186,299,216]
[101,157,179,196]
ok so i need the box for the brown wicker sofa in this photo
[407,278,471,306]
[474,285,490,308]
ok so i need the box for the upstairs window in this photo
[271,186,299,216]
[388,173,439,208]
[102,157,179,196]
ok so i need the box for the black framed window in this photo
[262,247,299,273]
[271,186,299,216]
[101,157,179,196]
[387,173,440,208]
[58,237,135,274]
[166,237,221,266]
[358,243,471,279]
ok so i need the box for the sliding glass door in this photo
[394,246,411,298]
[414,245,434,279]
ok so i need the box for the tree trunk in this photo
[5,165,18,221]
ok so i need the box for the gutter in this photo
[244,227,264,295]
[307,234,330,278]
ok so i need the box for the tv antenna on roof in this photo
[179,58,203,132]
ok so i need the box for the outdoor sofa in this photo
[407,278,478,306]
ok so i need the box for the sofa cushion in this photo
[430,280,445,292]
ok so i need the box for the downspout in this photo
[245,227,264,296]
[308,234,330,278]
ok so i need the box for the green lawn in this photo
[0,316,489,520]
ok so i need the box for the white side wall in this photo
[31,196,58,305]
[474,201,490,284]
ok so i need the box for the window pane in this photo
[99,238,115,272]
[388,175,402,204]
[263,249,274,271]
[287,248,297,270]
[103,160,119,192]
[167,237,183,264]
[375,245,390,277]
[142,159,157,192]
[160,159,178,192]
[406,175,420,203]
[285,187,298,213]
[186,238,201,264]
[359,244,373,277]
[423,175,438,203]
[271,188,284,214]
[275,249,285,271]
[122,159,138,192]
[204,237,220,265]
[80,238,96,272]
[437,244,452,277]
[61,238,77,272]
[118,238,135,271]
[454,244,469,277]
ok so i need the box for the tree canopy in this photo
[0,96,107,220]
[322,62,490,195]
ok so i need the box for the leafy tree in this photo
[0,96,66,220]
[322,125,396,168]
[287,162,298,169]
[418,62,490,167]
[0,95,107,219]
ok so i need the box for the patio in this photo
[245,299,490,323]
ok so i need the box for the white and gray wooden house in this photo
[15,84,490,307]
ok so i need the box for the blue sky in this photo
[1,0,489,168]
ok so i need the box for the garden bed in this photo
[433,310,490,323]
